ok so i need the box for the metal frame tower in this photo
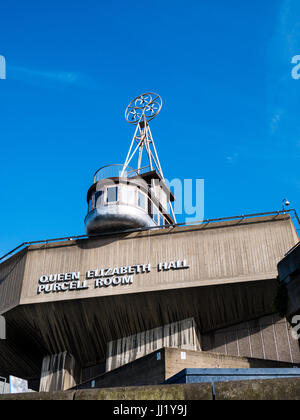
[123,93,176,221]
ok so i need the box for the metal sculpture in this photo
[122,93,164,180]
[125,93,162,125]
[122,93,176,222]
[85,92,176,235]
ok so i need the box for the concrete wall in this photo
[0,383,212,400]
[39,352,80,392]
[76,347,299,390]
[278,242,300,281]
[0,215,298,382]
[278,242,300,318]
[214,378,300,400]
[0,281,282,380]
[164,348,299,380]
[0,249,27,314]
[106,318,201,371]
[1,378,300,400]
[286,276,300,318]
[78,348,167,389]
[105,314,300,373]
[16,215,298,305]
[202,314,300,364]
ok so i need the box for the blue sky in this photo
[0,0,300,256]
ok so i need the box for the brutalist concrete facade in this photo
[0,213,299,391]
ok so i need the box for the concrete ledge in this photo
[0,379,299,400]
[0,384,212,401]
[0,390,76,400]
[215,378,300,400]
[74,384,213,400]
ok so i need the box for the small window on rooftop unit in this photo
[89,193,95,211]
[123,186,135,205]
[88,197,92,213]
[152,205,159,225]
[138,191,146,210]
[106,186,118,203]
[95,190,103,207]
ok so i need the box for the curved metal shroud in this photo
[85,204,155,235]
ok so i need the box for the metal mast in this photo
[122,93,164,178]
[123,93,176,222]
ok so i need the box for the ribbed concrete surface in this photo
[0,378,300,400]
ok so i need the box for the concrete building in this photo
[278,242,300,319]
[0,212,300,391]
[0,93,300,393]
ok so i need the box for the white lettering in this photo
[158,260,190,271]
[37,285,45,294]
[184,178,204,224]
[49,274,58,283]
[105,268,112,276]
[141,264,151,273]
[112,267,119,276]
[121,275,133,285]
[0,55,6,80]
[37,261,189,295]
[292,55,300,80]
[94,276,133,288]
[112,277,121,286]
[113,405,147,418]
[103,278,112,287]
[95,279,103,288]
[72,272,80,280]
[39,275,49,284]
[292,315,300,340]
[86,270,95,279]
[44,284,53,293]
[168,261,176,270]
[128,266,135,274]
[60,283,69,291]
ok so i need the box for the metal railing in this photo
[93,164,145,183]
[0,209,299,263]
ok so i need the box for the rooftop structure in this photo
[85,93,176,235]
